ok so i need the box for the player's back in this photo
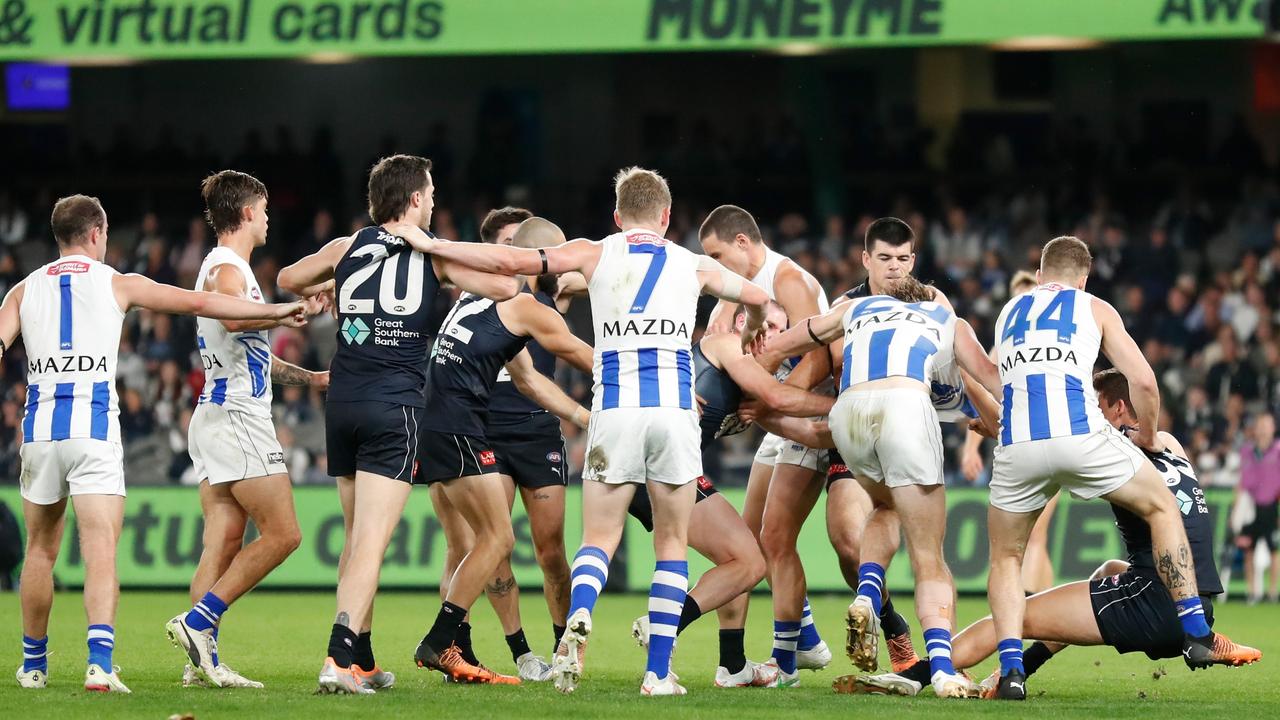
[193,247,272,416]
[994,284,1105,446]
[587,228,700,412]
[838,295,955,393]
[329,226,440,407]
[424,293,529,436]
[20,255,124,443]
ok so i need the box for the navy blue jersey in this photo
[423,294,530,436]
[694,341,746,449]
[843,282,870,300]
[1112,446,1223,596]
[488,288,558,426]
[329,226,440,407]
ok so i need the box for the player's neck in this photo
[58,244,95,260]
[745,245,767,279]
[216,232,255,262]
[619,221,663,236]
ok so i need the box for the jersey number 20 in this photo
[338,246,426,316]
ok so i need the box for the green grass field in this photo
[0,591,1275,719]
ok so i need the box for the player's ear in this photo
[613,209,623,230]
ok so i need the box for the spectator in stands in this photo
[1239,412,1280,603]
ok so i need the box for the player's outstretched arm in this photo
[0,281,26,359]
[758,305,844,370]
[436,259,521,302]
[753,413,835,450]
[706,335,834,418]
[498,295,594,374]
[114,273,307,325]
[506,349,590,429]
[278,236,352,296]
[696,256,768,338]
[271,355,329,390]
[422,235,597,277]
[953,319,1002,396]
[1095,297,1160,450]
[205,262,311,332]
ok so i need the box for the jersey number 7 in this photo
[628,244,666,314]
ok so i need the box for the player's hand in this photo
[309,370,330,391]
[968,417,998,440]
[695,393,707,417]
[302,293,327,317]
[959,444,985,483]
[737,398,764,425]
[272,301,309,328]
[1124,424,1161,452]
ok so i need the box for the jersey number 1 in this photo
[628,244,666,314]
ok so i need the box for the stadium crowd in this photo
[0,118,1277,491]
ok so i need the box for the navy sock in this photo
[676,596,703,634]
[506,629,532,663]
[880,597,911,639]
[424,601,466,653]
[718,629,747,675]
[1024,641,1054,677]
[327,624,357,669]
[353,631,376,672]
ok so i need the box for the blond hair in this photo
[1040,236,1092,281]
[1009,269,1037,295]
[885,275,936,304]
[614,166,671,225]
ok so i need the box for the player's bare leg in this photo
[826,477,873,592]
[319,472,411,694]
[555,480,636,693]
[1022,493,1059,594]
[519,483,570,649]
[684,494,771,686]
[330,475,392,690]
[758,462,823,682]
[417,473,518,685]
[17,499,66,689]
[189,483,248,607]
[641,479,696,696]
[72,494,130,693]
[987,503,1042,698]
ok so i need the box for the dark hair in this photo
[201,170,268,236]
[700,204,763,245]
[367,155,432,224]
[864,217,914,251]
[480,206,533,243]
[1041,236,1092,279]
[51,195,106,246]
[1092,368,1129,408]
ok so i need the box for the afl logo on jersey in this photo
[48,261,89,275]
[250,288,262,301]
[479,450,497,466]
[546,451,562,464]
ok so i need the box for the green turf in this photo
[0,591,1274,719]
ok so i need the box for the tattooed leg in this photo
[1103,461,1200,601]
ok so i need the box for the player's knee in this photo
[759,522,794,562]
[275,523,303,555]
[535,542,568,575]
[743,549,768,587]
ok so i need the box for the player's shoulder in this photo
[1156,430,1189,461]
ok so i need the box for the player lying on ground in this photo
[699,204,837,679]
[405,167,771,696]
[166,170,328,691]
[415,216,594,685]
[9,195,308,693]
[757,274,1002,698]
[276,154,521,694]
[841,368,1262,699]
[628,301,836,688]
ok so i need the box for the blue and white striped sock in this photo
[772,620,801,674]
[923,627,956,676]
[87,625,114,669]
[856,562,885,615]
[185,592,227,633]
[998,638,1024,676]
[211,625,220,666]
[798,598,822,651]
[646,560,688,678]
[1175,596,1212,638]
[569,546,610,617]
[22,635,48,673]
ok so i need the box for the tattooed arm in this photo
[271,356,330,390]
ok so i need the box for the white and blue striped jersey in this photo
[194,247,273,417]
[20,255,124,444]
[994,283,1105,445]
[930,360,978,424]
[839,295,955,393]
[587,229,700,411]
